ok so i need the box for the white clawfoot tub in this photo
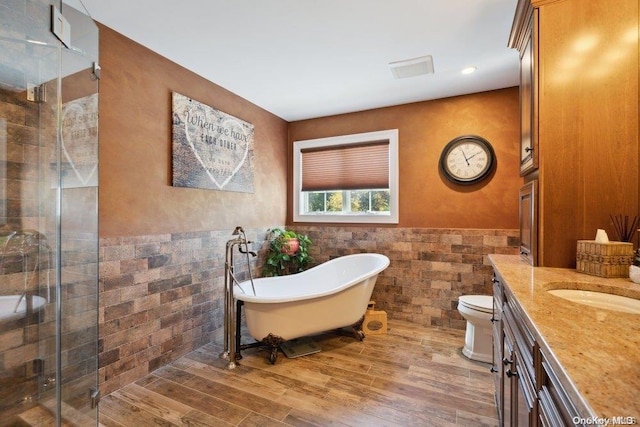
[234,253,390,355]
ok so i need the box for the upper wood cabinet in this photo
[509,0,639,268]
[509,0,538,176]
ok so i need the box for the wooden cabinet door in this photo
[519,13,537,176]
[510,0,538,176]
[513,350,536,426]
[535,0,639,267]
[502,330,514,426]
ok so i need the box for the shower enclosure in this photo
[0,0,99,425]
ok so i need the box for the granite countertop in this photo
[489,254,640,419]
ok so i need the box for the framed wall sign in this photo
[172,92,255,193]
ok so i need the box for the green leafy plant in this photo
[262,228,313,277]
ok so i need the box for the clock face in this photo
[439,136,495,184]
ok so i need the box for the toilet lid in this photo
[459,295,493,313]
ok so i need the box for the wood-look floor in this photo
[100,320,498,427]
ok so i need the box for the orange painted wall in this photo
[99,22,520,236]
[288,87,521,229]
[98,25,288,237]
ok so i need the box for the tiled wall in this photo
[0,87,42,230]
[98,229,266,395]
[98,226,519,394]
[0,88,49,412]
[293,226,520,329]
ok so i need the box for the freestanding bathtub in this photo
[0,294,46,323]
[234,253,390,361]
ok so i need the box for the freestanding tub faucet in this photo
[219,226,256,369]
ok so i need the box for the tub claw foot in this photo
[351,315,366,341]
[261,333,284,365]
[268,347,278,364]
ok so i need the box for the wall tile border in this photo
[98,226,518,394]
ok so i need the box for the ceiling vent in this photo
[389,55,434,79]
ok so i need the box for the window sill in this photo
[293,213,398,224]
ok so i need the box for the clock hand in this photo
[467,151,482,161]
[460,149,470,166]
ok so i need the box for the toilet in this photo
[457,295,494,363]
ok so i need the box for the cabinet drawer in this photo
[515,344,536,410]
[504,319,537,426]
[504,291,535,349]
[541,357,579,426]
[505,318,536,405]
[503,299,536,383]
[538,386,564,427]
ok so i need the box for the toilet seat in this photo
[458,295,493,314]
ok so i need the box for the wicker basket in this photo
[576,240,634,278]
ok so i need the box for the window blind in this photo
[301,141,390,191]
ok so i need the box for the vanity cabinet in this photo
[509,0,639,268]
[490,255,638,421]
[502,288,538,426]
[494,271,534,426]
[493,268,589,426]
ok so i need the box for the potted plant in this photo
[262,228,312,277]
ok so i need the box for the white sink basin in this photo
[548,289,640,314]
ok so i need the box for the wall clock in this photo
[439,135,495,185]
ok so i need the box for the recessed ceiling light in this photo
[389,55,435,79]
[461,66,477,75]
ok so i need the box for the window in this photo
[293,129,399,224]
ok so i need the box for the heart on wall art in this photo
[171,92,255,193]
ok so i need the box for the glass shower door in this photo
[57,1,99,424]
[0,1,61,421]
[0,0,99,425]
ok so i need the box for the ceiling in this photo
[77,0,520,121]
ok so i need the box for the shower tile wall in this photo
[98,226,518,394]
[0,88,40,229]
[0,87,46,415]
[1,85,98,416]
